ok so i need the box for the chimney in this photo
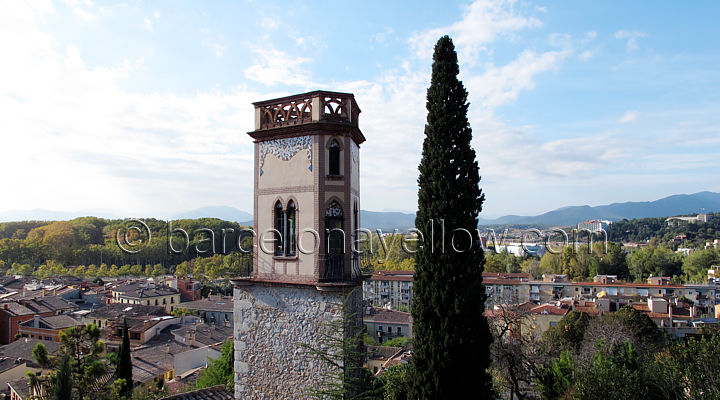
[690,306,696,319]
[3,304,7,310]
[668,305,673,325]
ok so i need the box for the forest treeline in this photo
[607,212,720,247]
[2,214,719,283]
[0,217,252,277]
[371,235,720,284]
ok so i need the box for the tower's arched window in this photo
[329,139,341,176]
[325,201,344,254]
[274,201,284,256]
[324,201,344,280]
[286,200,296,256]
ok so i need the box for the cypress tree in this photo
[118,318,134,397]
[411,35,492,399]
[55,355,72,400]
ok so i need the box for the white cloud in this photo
[614,30,647,52]
[244,48,314,86]
[578,50,594,61]
[372,28,394,44]
[143,16,153,31]
[259,17,278,29]
[0,3,260,216]
[409,0,542,65]
[618,111,638,123]
[294,35,319,51]
[73,6,95,21]
[466,49,569,109]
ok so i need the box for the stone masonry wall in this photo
[233,283,362,399]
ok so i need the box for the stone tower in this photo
[232,91,365,399]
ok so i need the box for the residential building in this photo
[168,278,202,302]
[365,346,403,375]
[18,315,82,342]
[365,270,719,317]
[0,302,54,345]
[81,303,169,329]
[484,273,531,307]
[109,281,181,313]
[0,338,59,362]
[363,307,412,344]
[8,377,34,400]
[171,323,232,347]
[102,315,180,348]
[363,270,413,311]
[486,302,570,340]
[578,220,610,232]
[0,359,42,398]
[176,295,233,327]
[173,343,223,377]
[132,334,191,386]
[666,214,709,226]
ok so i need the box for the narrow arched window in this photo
[286,200,296,256]
[274,201,284,256]
[329,139,340,176]
[325,201,344,254]
[324,201,344,280]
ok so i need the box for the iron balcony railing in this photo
[323,254,345,281]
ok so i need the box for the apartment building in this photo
[363,270,413,311]
[109,282,181,313]
[366,270,719,314]
[363,307,412,344]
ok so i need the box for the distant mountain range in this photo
[2,192,719,229]
[478,191,720,226]
[172,206,253,223]
[0,206,252,224]
[359,191,720,229]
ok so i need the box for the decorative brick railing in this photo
[254,91,360,130]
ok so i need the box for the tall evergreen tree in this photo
[118,318,134,398]
[411,35,492,399]
[55,355,72,400]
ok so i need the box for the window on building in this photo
[396,327,401,334]
[171,297,174,304]
[274,201,285,256]
[275,201,285,256]
[286,200,296,256]
[325,201,344,255]
[387,326,392,333]
[329,139,340,175]
[155,299,158,306]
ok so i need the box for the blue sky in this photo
[1,0,719,219]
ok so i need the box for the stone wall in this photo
[233,282,362,399]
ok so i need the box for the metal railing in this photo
[322,254,345,281]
